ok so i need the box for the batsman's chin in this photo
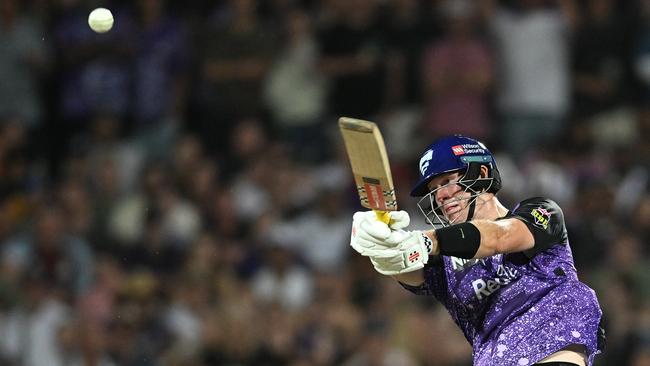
[444,209,465,224]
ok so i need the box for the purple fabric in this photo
[401,238,603,365]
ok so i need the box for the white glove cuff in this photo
[421,233,433,254]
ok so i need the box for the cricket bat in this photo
[338,117,397,225]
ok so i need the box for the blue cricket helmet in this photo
[410,135,501,197]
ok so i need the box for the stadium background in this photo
[0,0,648,365]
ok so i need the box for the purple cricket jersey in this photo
[401,197,605,366]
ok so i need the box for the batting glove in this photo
[350,211,432,275]
[351,211,390,255]
[369,229,432,275]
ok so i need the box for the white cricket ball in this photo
[88,7,114,33]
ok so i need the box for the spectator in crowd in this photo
[131,0,189,130]
[572,0,629,119]
[383,0,437,108]
[250,240,314,311]
[481,0,577,158]
[52,0,133,133]
[634,0,650,103]
[0,271,72,366]
[193,0,277,156]
[269,187,351,273]
[129,0,190,162]
[2,204,94,297]
[316,0,385,118]
[421,0,493,141]
[0,0,49,128]
[263,8,329,163]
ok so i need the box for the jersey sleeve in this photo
[505,197,569,258]
[398,256,449,302]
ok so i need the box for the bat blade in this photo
[338,117,397,223]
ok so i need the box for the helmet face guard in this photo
[416,166,495,228]
[411,135,501,227]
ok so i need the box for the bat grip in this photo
[374,210,391,225]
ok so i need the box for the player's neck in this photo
[472,194,508,221]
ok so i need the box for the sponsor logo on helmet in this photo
[531,207,551,229]
[419,149,433,176]
[452,144,486,156]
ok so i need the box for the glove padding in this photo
[350,211,410,254]
[350,211,431,275]
[369,229,431,275]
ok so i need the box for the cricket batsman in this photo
[350,135,605,366]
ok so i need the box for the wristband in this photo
[435,222,481,259]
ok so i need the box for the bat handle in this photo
[374,210,391,225]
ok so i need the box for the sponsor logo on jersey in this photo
[531,206,551,230]
[472,264,519,300]
[450,257,484,272]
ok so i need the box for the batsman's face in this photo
[427,172,471,223]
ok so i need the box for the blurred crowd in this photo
[0,0,649,365]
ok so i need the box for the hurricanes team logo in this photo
[419,149,433,176]
[531,207,551,229]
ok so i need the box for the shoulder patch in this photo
[530,206,551,229]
